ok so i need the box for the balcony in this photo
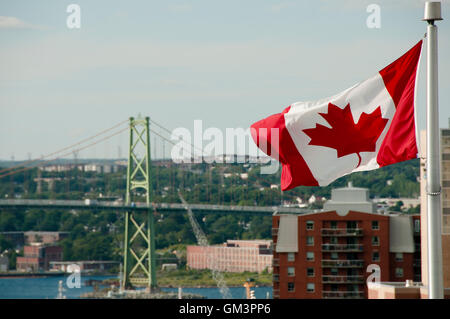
[322,291,364,299]
[272,228,279,237]
[272,258,280,267]
[321,244,363,252]
[322,275,365,284]
[321,228,363,237]
[322,259,364,268]
[273,289,280,299]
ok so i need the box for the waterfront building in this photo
[0,256,8,272]
[50,260,119,273]
[16,244,63,272]
[187,240,272,273]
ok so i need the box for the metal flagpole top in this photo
[423,1,443,22]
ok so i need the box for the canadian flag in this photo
[251,40,423,191]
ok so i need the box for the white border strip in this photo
[414,39,425,158]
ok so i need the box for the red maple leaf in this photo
[302,103,388,168]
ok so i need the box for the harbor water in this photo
[0,275,272,299]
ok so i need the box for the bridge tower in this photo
[122,116,157,290]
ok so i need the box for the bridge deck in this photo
[0,199,308,215]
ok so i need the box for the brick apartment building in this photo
[16,244,63,272]
[366,129,450,299]
[272,184,421,299]
[187,240,272,273]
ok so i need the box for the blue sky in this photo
[1,0,449,160]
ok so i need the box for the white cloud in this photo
[0,16,41,30]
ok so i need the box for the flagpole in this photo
[423,1,444,299]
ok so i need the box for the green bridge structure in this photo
[0,116,308,291]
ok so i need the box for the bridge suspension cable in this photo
[0,126,128,180]
[0,119,129,176]
[149,119,206,156]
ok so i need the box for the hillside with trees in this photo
[0,158,420,263]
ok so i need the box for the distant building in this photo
[25,231,69,245]
[372,198,421,210]
[32,177,61,192]
[0,231,68,249]
[83,164,119,173]
[272,184,421,299]
[39,163,123,173]
[40,165,72,172]
[187,240,273,273]
[0,256,8,272]
[161,263,178,271]
[50,261,119,273]
[16,244,63,272]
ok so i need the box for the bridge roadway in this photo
[0,199,308,215]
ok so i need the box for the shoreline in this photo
[0,275,272,289]
[158,284,271,288]
[0,272,115,279]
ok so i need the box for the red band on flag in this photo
[377,40,422,167]
[251,106,319,190]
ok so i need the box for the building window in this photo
[287,252,295,262]
[414,219,420,233]
[306,236,314,246]
[395,253,403,262]
[288,267,295,277]
[330,221,337,229]
[347,221,357,229]
[306,221,314,230]
[372,251,380,262]
[395,268,404,278]
[330,237,338,244]
[288,282,295,292]
[307,283,315,293]
[331,268,338,276]
[307,268,314,277]
[331,252,339,260]
[372,236,379,246]
[372,221,379,230]
[306,252,314,261]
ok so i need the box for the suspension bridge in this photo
[0,199,306,215]
[0,115,306,294]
